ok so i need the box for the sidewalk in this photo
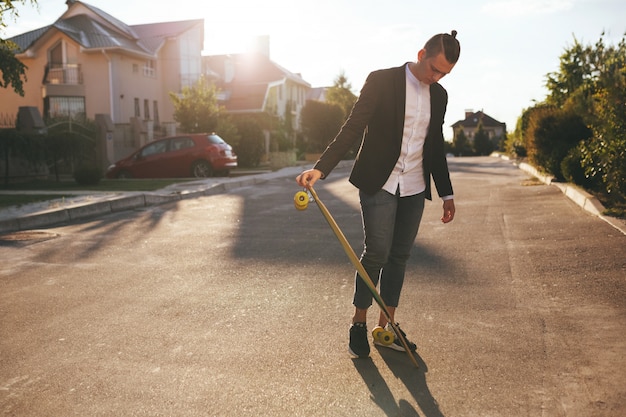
[1,158,625,235]
[513,158,626,235]
[0,165,312,234]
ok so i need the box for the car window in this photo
[207,134,226,145]
[140,140,167,157]
[171,137,195,151]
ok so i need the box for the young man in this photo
[296,31,460,357]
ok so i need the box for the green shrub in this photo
[235,135,265,167]
[527,107,592,180]
[73,164,101,186]
[230,117,265,168]
[561,145,598,189]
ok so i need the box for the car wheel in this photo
[117,170,132,179]
[192,161,213,178]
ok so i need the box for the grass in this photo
[0,178,195,209]
[0,194,74,209]
[1,178,194,192]
[604,207,626,218]
[594,192,626,219]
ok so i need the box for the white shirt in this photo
[382,64,430,197]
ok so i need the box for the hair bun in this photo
[451,30,458,38]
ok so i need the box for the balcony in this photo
[42,63,85,98]
[44,63,83,85]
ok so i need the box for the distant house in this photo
[451,110,506,141]
[1,0,204,161]
[306,87,329,103]
[202,43,311,137]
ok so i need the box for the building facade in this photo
[1,0,204,153]
[451,110,507,141]
[203,46,311,135]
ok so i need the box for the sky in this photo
[3,0,625,138]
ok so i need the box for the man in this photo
[296,31,460,358]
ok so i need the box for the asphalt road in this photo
[1,156,625,417]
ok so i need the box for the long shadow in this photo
[11,156,508,266]
[352,350,444,417]
[351,358,420,416]
[445,155,520,176]
[23,199,182,264]
[230,170,363,265]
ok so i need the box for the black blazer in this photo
[314,63,453,200]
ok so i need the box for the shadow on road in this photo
[352,349,445,417]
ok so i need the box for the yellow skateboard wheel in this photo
[294,191,309,210]
[372,326,395,346]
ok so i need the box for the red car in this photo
[106,133,237,179]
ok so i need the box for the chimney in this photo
[249,35,270,58]
[17,106,47,135]
[464,109,474,119]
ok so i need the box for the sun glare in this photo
[195,0,294,55]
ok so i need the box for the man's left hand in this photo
[441,199,455,223]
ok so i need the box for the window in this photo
[44,96,85,119]
[144,99,150,120]
[49,42,63,67]
[153,101,159,125]
[171,137,194,151]
[133,63,139,74]
[46,41,82,84]
[179,31,201,89]
[134,98,140,118]
[140,140,167,157]
[143,60,156,77]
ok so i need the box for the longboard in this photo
[295,188,419,368]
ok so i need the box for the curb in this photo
[0,176,273,234]
[514,160,626,236]
[4,158,623,236]
[0,163,344,234]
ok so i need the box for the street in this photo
[1,156,625,416]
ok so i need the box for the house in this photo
[1,0,204,162]
[306,87,329,103]
[202,39,311,143]
[451,110,507,141]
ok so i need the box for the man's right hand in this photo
[296,169,323,188]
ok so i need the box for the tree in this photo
[452,129,471,156]
[579,38,626,198]
[544,32,626,199]
[472,121,493,156]
[325,71,357,120]
[545,37,592,109]
[1,0,38,96]
[169,76,221,133]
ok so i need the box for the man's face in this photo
[414,50,455,84]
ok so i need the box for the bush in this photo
[229,117,265,168]
[270,130,292,152]
[561,145,598,189]
[235,135,265,167]
[506,138,527,158]
[527,107,592,180]
[74,164,101,186]
[300,100,344,153]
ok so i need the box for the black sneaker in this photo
[348,322,370,358]
[382,323,417,352]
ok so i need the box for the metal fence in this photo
[0,113,16,129]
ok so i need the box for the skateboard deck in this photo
[295,188,419,368]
